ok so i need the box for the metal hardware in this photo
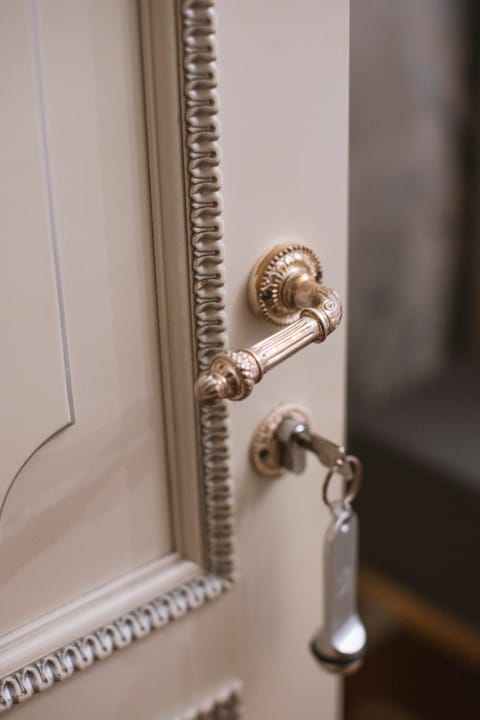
[310,507,366,675]
[196,252,342,405]
[248,243,336,326]
[251,404,351,480]
[250,404,367,674]
[250,404,311,477]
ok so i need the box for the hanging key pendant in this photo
[310,505,367,674]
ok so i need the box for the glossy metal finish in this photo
[196,246,342,405]
[196,298,342,405]
[249,243,337,326]
[251,404,366,674]
[249,243,322,325]
[250,404,311,478]
[250,404,354,481]
[311,509,367,674]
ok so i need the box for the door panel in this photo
[0,0,172,634]
[0,1,349,718]
[0,0,73,508]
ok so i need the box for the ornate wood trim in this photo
[0,576,224,713]
[0,0,235,713]
[170,681,242,720]
[181,0,233,580]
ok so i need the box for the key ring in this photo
[322,455,362,513]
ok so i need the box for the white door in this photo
[0,1,349,718]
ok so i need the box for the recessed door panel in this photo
[0,0,73,520]
[0,0,172,636]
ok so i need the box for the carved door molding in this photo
[0,0,235,712]
[169,682,242,720]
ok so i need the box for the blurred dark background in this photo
[346,2,480,718]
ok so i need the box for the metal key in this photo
[250,404,367,675]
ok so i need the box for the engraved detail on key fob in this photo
[250,404,367,675]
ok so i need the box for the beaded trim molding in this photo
[182,0,234,581]
[0,576,224,713]
[170,681,242,720]
[0,0,235,712]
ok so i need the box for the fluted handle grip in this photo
[196,286,342,405]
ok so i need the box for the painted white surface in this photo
[1,1,349,718]
[217,1,349,716]
[0,0,172,635]
[0,0,72,514]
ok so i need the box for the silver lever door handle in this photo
[196,244,342,405]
